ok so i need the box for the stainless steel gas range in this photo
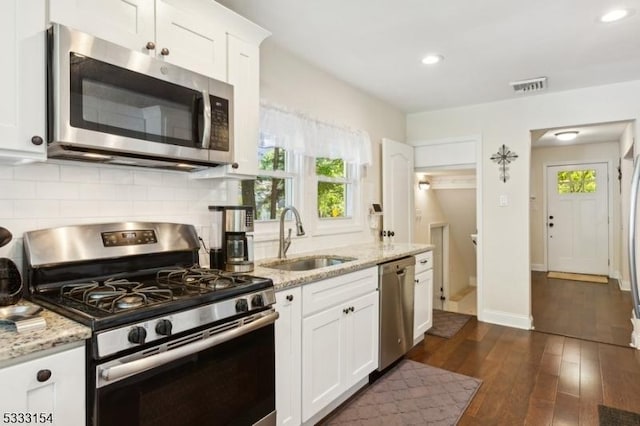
[23,222,277,426]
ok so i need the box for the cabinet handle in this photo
[145,41,156,50]
[286,294,293,302]
[36,369,51,382]
[349,306,355,312]
[160,47,170,56]
[343,308,349,314]
[415,279,419,284]
[420,260,428,264]
[31,136,43,146]
[231,162,239,169]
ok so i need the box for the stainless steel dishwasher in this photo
[378,255,415,371]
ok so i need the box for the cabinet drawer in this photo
[302,267,377,317]
[415,251,433,273]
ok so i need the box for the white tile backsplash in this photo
[0,162,231,265]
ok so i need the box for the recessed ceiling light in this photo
[421,54,443,65]
[555,131,579,141]
[600,9,630,22]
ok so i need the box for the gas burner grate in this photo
[156,266,249,291]
[61,279,173,313]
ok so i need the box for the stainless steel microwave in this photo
[47,24,234,170]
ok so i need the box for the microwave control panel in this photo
[210,96,230,151]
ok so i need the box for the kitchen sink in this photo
[260,255,356,271]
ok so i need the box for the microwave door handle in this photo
[192,93,201,145]
[201,90,212,149]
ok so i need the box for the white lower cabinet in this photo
[275,287,302,426]
[301,267,378,423]
[274,266,379,426]
[413,251,434,344]
[0,345,85,426]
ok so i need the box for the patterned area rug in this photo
[325,359,482,425]
[427,309,472,338]
[598,405,640,425]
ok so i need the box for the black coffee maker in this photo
[208,206,255,272]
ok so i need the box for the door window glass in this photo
[557,170,597,194]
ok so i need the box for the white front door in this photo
[546,162,609,275]
[382,138,414,243]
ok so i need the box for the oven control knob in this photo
[128,326,147,344]
[235,298,249,313]
[155,319,173,336]
[251,294,264,308]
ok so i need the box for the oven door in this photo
[50,24,234,166]
[93,310,277,426]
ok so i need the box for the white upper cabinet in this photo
[0,0,47,164]
[48,0,155,54]
[48,0,247,82]
[155,0,227,81]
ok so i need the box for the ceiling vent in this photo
[509,77,547,94]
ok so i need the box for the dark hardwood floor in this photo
[407,318,640,425]
[531,271,633,347]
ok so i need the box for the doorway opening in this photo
[529,120,634,347]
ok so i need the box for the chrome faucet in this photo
[278,206,305,259]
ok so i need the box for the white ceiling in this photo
[218,0,640,114]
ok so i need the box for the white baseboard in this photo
[619,278,631,291]
[480,309,533,330]
[530,263,546,272]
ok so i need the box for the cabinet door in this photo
[414,269,431,342]
[345,292,379,386]
[275,289,302,426]
[0,346,85,426]
[225,35,260,176]
[155,0,226,80]
[302,305,346,422]
[0,0,46,163]
[49,0,155,53]
[425,269,433,331]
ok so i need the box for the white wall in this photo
[247,40,407,259]
[407,79,640,330]
[530,141,621,277]
[0,161,230,268]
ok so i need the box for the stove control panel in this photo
[95,288,276,358]
[101,229,158,247]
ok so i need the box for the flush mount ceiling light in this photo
[555,131,579,141]
[600,9,631,22]
[421,54,443,65]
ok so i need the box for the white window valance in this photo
[259,102,373,166]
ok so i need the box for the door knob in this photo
[145,41,156,50]
[549,223,554,227]
[549,215,554,219]
[160,47,170,56]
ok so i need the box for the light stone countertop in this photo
[0,299,91,363]
[253,242,433,291]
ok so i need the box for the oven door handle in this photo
[201,90,212,149]
[99,310,278,384]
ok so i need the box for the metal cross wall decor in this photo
[490,144,518,183]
